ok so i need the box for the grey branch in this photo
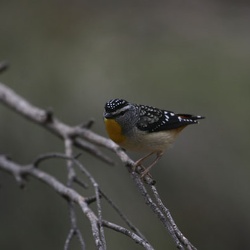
[0,154,153,250]
[0,155,101,247]
[0,83,113,165]
[0,79,197,250]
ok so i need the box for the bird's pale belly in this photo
[120,128,183,153]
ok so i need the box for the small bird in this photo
[104,99,204,177]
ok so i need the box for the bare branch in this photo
[0,81,198,249]
[0,155,104,250]
[0,83,113,165]
[0,155,87,207]
[150,185,197,250]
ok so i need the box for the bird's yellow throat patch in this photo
[104,118,126,144]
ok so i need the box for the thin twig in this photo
[64,138,86,250]
[100,189,147,241]
[74,176,88,189]
[102,220,154,250]
[67,157,107,249]
[64,205,86,250]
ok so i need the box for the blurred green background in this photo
[1,1,250,249]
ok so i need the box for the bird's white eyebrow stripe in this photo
[109,105,130,116]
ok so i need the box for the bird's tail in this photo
[177,114,205,124]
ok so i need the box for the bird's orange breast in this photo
[104,118,126,144]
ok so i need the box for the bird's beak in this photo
[104,112,112,119]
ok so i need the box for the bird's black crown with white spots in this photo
[104,99,128,113]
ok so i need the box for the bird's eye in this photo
[119,111,126,116]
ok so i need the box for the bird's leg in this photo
[135,152,155,168]
[132,152,155,174]
[132,152,155,172]
[140,152,163,178]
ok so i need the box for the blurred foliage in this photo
[0,0,250,249]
